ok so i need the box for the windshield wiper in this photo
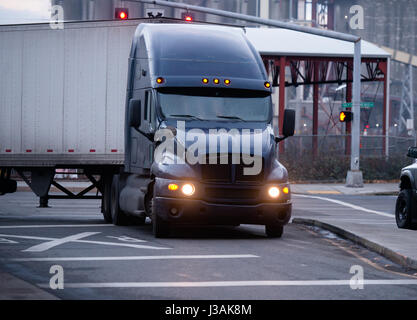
[169,114,204,121]
[216,115,246,121]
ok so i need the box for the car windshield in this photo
[157,88,271,122]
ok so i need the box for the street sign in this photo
[342,102,374,109]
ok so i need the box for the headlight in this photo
[268,186,280,198]
[181,183,195,196]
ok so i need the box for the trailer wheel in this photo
[150,198,169,238]
[110,175,129,226]
[101,176,113,223]
[396,189,417,229]
[265,224,283,238]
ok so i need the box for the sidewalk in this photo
[291,182,399,195]
[291,186,417,270]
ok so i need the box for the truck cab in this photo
[106,23,295,238]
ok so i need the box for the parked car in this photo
[396,147,417,229]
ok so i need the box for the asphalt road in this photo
[0,192,416,300]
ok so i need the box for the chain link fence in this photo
[279,135,415,182]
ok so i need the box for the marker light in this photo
[202,78,209,84]
[213,78,220,84]
[268,186,280,198]
[156,77,164,84]
[168,184,179,191]
[282,187,289,194]
[182,183,195,196]
[185,15,193,21]
[224,79,231,85]
[264,81,271,88]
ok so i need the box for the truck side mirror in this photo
[275,109,295,143]
[282,109,295,137]
[129,99,141,127]
[407,147,417,158]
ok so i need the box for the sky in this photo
[0,0,51,25]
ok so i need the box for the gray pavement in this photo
[291,183,399,195]
[0,191,417,299]
[291,194,417,270]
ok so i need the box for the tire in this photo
[150,197,169,238]
[395,189,417,229]
[110,175,130,226]
[265,224,284,238]
[101,175,113,223]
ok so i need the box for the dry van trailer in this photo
[0,18,174,206]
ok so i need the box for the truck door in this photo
[128,89,155,173]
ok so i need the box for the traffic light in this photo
[339,111,353,123]
[115,8,129,20]
[181,12,194,22]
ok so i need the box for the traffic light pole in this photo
[131,0,364,187]
[346,41,363,187]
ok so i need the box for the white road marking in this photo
[106,235,147,243]
[0,237,18,244]
[38,279,417,289]
[0,233,169,250]
[23,232,100,252]
[10,254,258,262]
[294,194,394,218]
[0,224,113,229]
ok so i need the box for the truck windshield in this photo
[157,88,271,122]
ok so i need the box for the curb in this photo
[292,218,417,271]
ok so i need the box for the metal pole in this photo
[346,40,363,187]
[385,58,390,156]
[128,0,359,42]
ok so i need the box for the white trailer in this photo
[0,18,170,205]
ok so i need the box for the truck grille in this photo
[201,154,264,183]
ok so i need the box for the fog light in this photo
[182,183,195,196]
[268,186,280,198]
[168,183,179,191]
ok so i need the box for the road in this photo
[0,191,416,300]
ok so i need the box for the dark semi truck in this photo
[114,23,295,237]
[0,22,295,238]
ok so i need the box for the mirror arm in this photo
[275,135,287,143]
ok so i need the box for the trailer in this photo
[0,18,163,206]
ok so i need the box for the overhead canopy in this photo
[244,27,391,59]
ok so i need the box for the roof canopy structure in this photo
[243,27,391,157]
[245,28,390,59]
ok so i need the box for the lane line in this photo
[23,232,100,252]
[38,279,417,289]
[0,233,169,250]
[294,194,394,217]
[0,224,113,229]
[10,254,258,262]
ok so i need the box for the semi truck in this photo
[0,18,295,238]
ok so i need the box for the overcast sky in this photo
[0,0,51,25]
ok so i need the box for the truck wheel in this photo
[101,176,112,223]
[395,189,416,229]
[150,198,169,238]
[110,175,129,226]
[265,224,283,238]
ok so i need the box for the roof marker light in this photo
[202,78,209,84]
[156,77,164,84]
[224,79,231,85]
[213,78,219,84]
[264,81,271,88]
